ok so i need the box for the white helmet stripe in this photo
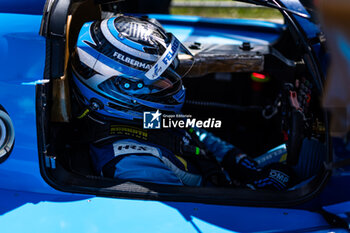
[77,47,98,70]
[77,48,122,88]
[100,19,158,62]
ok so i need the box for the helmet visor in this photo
[144,33,194,82]
[107,33,193,96]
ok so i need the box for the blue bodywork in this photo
[0,0,349,232]
[0,0,46,15]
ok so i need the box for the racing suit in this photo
[88,124,294,190]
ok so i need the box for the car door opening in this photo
[36,0,332,207]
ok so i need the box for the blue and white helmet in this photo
[72,16,194,120]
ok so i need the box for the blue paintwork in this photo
[311,138,350,207]
[0,0,46,15]
[324,201,350,220]
[0,13,56,194]
[278,0,319,39]
[0,3,349,232]
[278,0,330,77]
[0,188,338,233]
[337,33,350,65]
[149,14,285,45]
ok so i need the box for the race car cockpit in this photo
[37,0,330,206]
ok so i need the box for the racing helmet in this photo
[71,16,193,120]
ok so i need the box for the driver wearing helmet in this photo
[71,15,294,189]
